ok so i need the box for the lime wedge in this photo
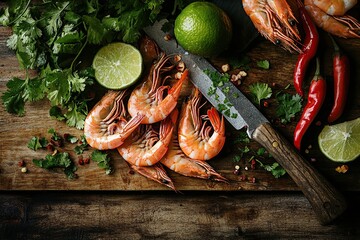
[92,42,143,89]
[318,118,360,162]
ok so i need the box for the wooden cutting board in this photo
[1,25,360,191]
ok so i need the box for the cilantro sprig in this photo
[249,82,272,105]
[276,92,303,124]
[1,0,167,129]
[33,152,77,179]
[91,150,113,175]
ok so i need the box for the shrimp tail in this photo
[191,159,228,183]
[207,107,224,134]
[168,69,188,98]
[128,163,176,191]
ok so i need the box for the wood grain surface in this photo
[1,191,360,239]
[1,23,360,191]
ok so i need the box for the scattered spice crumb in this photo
[335,165,349,173]
[233,169,240,175]
[231,70,247,85]
[18,160,25,167]
[164,34,172,41]
[21,167,27,173]
[310,158,316,162]
[235,165,240,170]
[221,64,230,73]
[250,177,256,183]
[263,101,269,108]
[244,166,249,171]
[78,156,84,165]
[84,157,90,164]
[305,149,310,154]
[46,144,54,152]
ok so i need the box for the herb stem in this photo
[70,35,88,71]
[8,0,31,25]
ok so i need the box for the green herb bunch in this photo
[0,0,165,129]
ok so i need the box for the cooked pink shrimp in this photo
[178,88,226,161]
[84,90,144,150]
[127,163,176,190]
[306,0,358,16]
[305,0,360,38]
[242,0,302,53]
[127,53,188,124]
[160,108,226,182]
[117,111,175,167]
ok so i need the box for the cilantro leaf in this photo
[28,136,48,151]
[83,15,112,45]
[91,150,113,174]
[1,77,26,115]
[276,93,303,124]
[64,100,87,129]
[44,69,71,106]
[249,83,272,105]
[257,60,270,69]
[256,160,286,178]
[74,135,89,155]
[1,77,46,115]
[33,152,77,179]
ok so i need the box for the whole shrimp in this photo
[84,90,144,150]
[304,0,360,38]
[127,50,188,124]
[178,88,226,161]
[117,110,175,167]
[161,109,227,182]
[128,163,176,190]
[242,0,302,52]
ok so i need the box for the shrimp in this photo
[304,0,360,38]
[117,110,175,167]
[306,0,358,16]
[160,109,227,182]
[178,88,226,161]
[127,51,188,124]
[242,0,302,53]
[127,163,176,190]
[84,90,144,150]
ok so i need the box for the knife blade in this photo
[143,19,347,225]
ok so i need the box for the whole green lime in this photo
[174,1,233,57]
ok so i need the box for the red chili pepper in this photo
[293,0,319,97]
[327,37,350,123]
[294,58,326,150]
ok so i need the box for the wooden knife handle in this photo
[252,122,347,225]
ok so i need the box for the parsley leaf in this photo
[33,152,77,179]
[276,93,303,124]
[91,150,113,175]
[249,83,272,105]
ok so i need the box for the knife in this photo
[143,19,347,225]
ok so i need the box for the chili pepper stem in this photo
[329,34,340,53]
[314,57,320,78]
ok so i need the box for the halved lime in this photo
[92,42,143,89]
[318,118,360,162]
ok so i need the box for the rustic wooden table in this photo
[1,12,360,239]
